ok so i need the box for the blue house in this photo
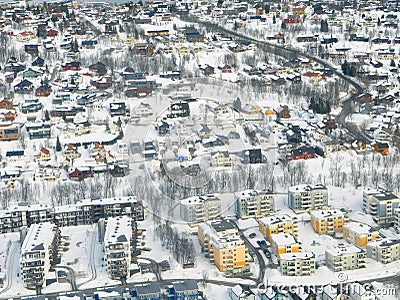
[168,280,199,300]
[132,282,161,300]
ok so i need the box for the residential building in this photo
[179,195,221,224]
[0,196,144,233]
[310,209,347,235]
[168,280,199,299]
[395,208,400,233]
[346,282,377,300]
[133,282,161,300]
[104,216,136,280]
[343,222,379,248]
[288,184,328,213]
[20,223,61,289]
[0,125,20,141]
[279,252,316,276]
[325,243,366,272]
[270,233,302,258]
[321,285,345,300]
[198,219,248,273]
[258,214,298,242]
[366,238,400,264]
[229,284,256,300]
[235,189,274,219]
[363,188,400,225]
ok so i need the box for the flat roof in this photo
[258,214,295,226]
[280,251,315,261]
[210,219,236,232]
[344,222,375,235]
[326,243,363,257]
[288,184,327,193]
[105,216,132,245]
[271,233,298,245]
[310,209,344,219]
[21,222,57,253]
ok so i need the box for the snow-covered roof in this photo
[326,243,363,257]
[258,214,296,226]
[280,251,315,261]
[104,216,132,245]
[344,222,375,235]
[21,222,57,253]
[310,209,344,219]
[271,233,298,246]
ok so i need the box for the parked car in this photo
[249,232,256,238]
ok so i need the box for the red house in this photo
[5,73,14,83]
[47,28,59,37]
[290,146,316,160]
[0,98,13,110]
[4,111,17,121]
[69,168,92,181]
[61,62,81,71]
[35,84,52,97]
[284,15,300,24]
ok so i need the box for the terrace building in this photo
[235,189,274,219]
[198,219,248,273]
[279,252,316,276]
[258,214,298,242]
[288,184,328,213]
[310,209,347,235]
[366,239,400,264]
[180,195,221,224]
[325,243,366,272]
[343,222,379,248]
[363,188,400,225]
[20,223,61,289]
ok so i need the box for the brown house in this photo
[132,43,154,56]
[0,98,13,110]
[274,105,291,119]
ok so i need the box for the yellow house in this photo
[258,214,298,242]
[310,209,347,235]
[198,220,248,273]
[271,233,302,258]
[343,222,378,248]
[123,37,137,46]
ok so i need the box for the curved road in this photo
[181,15,366,140]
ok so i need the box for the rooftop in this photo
[21,222,57,253]
[280,251,315,261]
[326,243,364,257]
[104,216,132,245]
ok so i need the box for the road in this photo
[56,265,78,291]
[0,241,19,294]
[180,15,367,141]
[137,257,162,281]
[76,226,98,289]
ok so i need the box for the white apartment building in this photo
[180,195,221,224]
[363,188,400,225]
[366,238,400,264]
[104,216,135,280]
[325,243,366,272]
[288,184,328,213]
[279,252,316,276]
[394,208,400,233]
[235,189,274,219]
[258,214,298,241]
[20,222,61,289]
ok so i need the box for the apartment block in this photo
[20,223,61,289]
[104,216,137,280]
[310,209,347,235]
[258,214,298,242]
[235,189,274,219]
[343,222,379,248]
[366,238,400,264]
[363,188,400,225]
[270,233,302,258]
[198,219,248,273]
[288,184,328,213]
[279,252,316,276]
[180,195,221,224]
[325,243,366,272]
[394,208,400,233]
[0,196,144,233]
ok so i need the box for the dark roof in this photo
[135,283,161,295]
[117,234,127,242]
[173,280,198,292]
[210,219,235,232]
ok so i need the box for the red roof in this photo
[41,147,50,155]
